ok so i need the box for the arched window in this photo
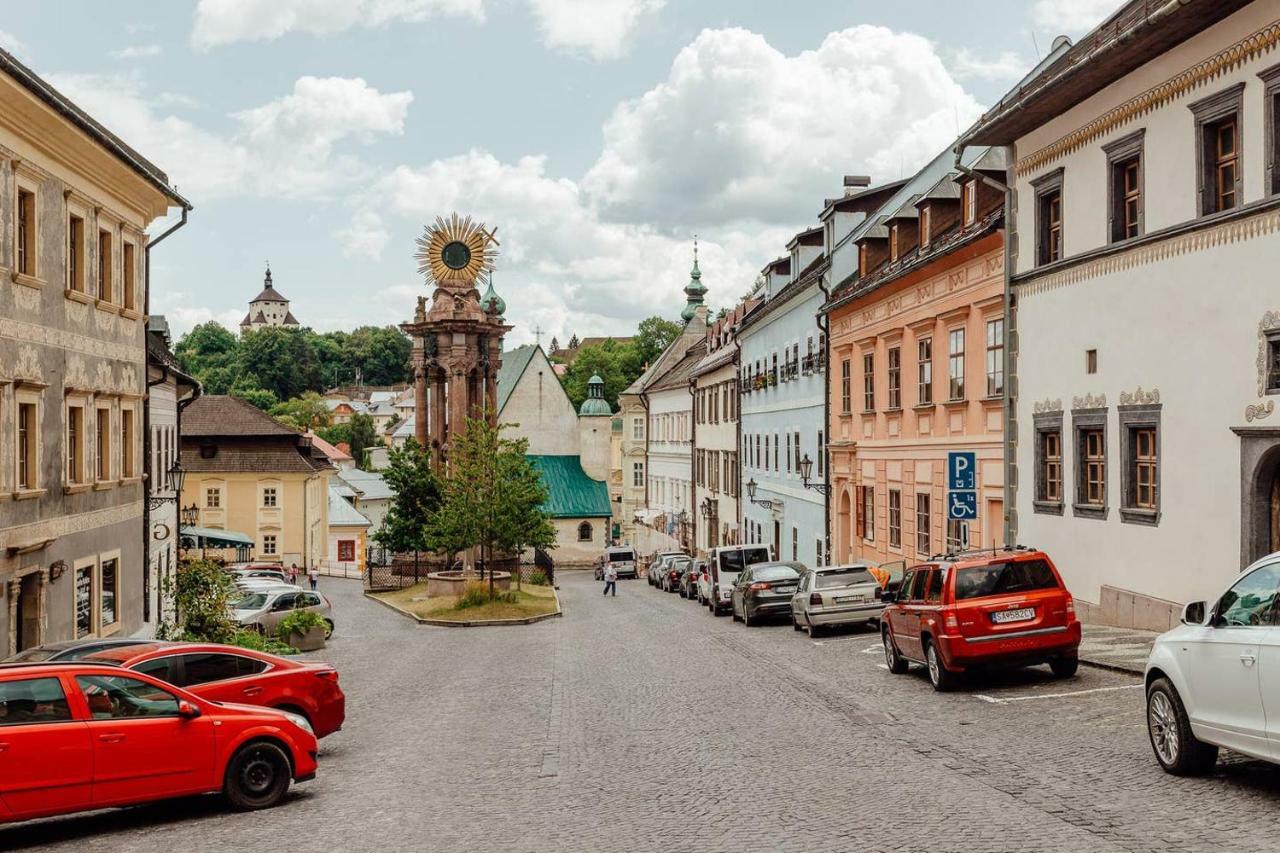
[577,522,593,542]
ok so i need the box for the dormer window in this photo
[889,225,899,262]
[961,180,976,226]
[858,244,868,276]
[920,206,931,249]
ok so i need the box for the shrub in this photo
[528,570,548,586]
[455,581,492,610]
[276,610,328,638]
[230,629,298,656]
[173,560,237,643]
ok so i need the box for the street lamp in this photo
[180,503,199,528]
[699,496,715,518]
[745,478,777,510]
[798,454,832,496]
[147,460,188,511]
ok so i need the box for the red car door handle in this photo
[98,734,126,744]
[243,687,264,696]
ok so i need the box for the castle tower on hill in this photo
[240,265,299,332]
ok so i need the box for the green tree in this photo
[270,392,331,431]
[632,315,682,368]
[427,415,554,596]
[347,412,378,469]
[230,375,278,411]
[560,339,628,411]
[176,322,240,392]
[377,438,440,555]
[315,423,352,447]
[237,326,318,401]
[345,326,411,386]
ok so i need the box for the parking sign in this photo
[947,452,976,491]
[948,490,978,521]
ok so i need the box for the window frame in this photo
[1119,403,1161,526]
[337,539,356,562]
[961,180,976,226]
[262,486,278,508]
[120,402,138,480]
[1261,62,1280,196]
[205,485,221,509]
[1071,407,1108,520]
[15,388,42,494]
[97,227,115,305]
[888,489,902,550]
[67,208,87,294]
[886,346,902,410]
[577,521,593,542]
[1033,410,1065,516]
[861,485,875,543]
[840,358,851,414]
[1189,82,1245,217]
[948,327,966,402]
[66,395,89,487]
[862,350,875,412]
[13,174,39,281]
[1031,168,1065,267]
[915,492,931,556]
[1103,128,1146,243]
[920,205,932,248]
[985,318,1004,398]
[95,402,113,483]
[917,337,933,406]
[262,532,279,556]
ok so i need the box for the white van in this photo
[703,544,773,615]
[604,546,637,580]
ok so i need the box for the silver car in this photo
[790,563,883,637]
[231,587,334,637]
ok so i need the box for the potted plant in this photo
[276,610,329,652]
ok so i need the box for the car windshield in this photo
[672,559,692,571]
[609,551,634,562]
[231,593,271,610]
[754,566,800,582]
[719,548,770,574]
[954,559,1059,600]
[815,567,876,589]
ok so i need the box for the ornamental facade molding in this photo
[1032,398,1063,415]
[1246,400,1275,422]
[1072,392,1107,410]
[1017,20,1280,177]
[0,500,143,545]
[1119,387,1161,406]
[11,345,43,384]
[0,317,141,364]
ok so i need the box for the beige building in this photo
[180,396,333,568]
[239,266,299,332]
[0,49,188,655]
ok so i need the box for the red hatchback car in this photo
[82,643,345,738]
[880,548,1081,691]
[0,662,317,825]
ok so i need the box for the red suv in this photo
[0,662,317,825]
[82,642,345,738]
[880,548,1081,691]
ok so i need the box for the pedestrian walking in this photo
[307,566,319,591]
[288,563,299,585]
[602,563,617,597]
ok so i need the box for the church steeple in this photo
[681,237,707,322]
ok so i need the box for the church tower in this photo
[240,265,299,332]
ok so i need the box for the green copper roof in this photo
[578,373,612,416]
[480,278,506,316]
[681,241,707,322]
[496,343,538,415]
[528,455,612,518]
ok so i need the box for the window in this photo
[1190,83,1244,216]
[785,433,791,473]
[889,224,899,261]
[15,187,35,276]
[98,229,114,303]
[338,540,356,562]
[263,533,278,555]
[1104,129,1145,242]
[946,519,969,553]
[1133,429,1157,508]
[1040,430,1062,504]
[817,430,824,477]
[985,319,1004,397]
[961,180,976,226]
[1120,404,1161,525]
[858,244,868,276]
[122,241,136,310]
[100,557,118,628]
[861,486,875,542]
[121,407,135,478]
[888,489,901,548]
[1268,336,1280,393]
[916,337,932,405]
[77,674,178,719]
[67,402,85,485]
[263,487,278,508]
[632,461,644,487]
[75,562,92,639]
[632,418,643,440]
[792,527,798,561]
[577,521,593,542]
[1032,168,1064,265]
[0,678,73,726]
[205,486,221,508]
[920,205,932,248]
[17,400,37,490]
[1086,349,1098,374]
[96,406,111,481]
[1072,407,1108,520]
[68,214,86,292]
[916,493,931,555]
[887,347,901,409]
[1213,563,1280,627]
[773,434,779,472]
[176,653,268,687]
[1082,429,1105,505]
[948,328,965,401]
[862,352,874,411]
[840,359,851,414]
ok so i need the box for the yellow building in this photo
[180,396,332,568]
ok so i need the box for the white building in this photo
[240,266,299,332]
[961,0,1280,629]
[738,226,830,566]
[647,338,706,551]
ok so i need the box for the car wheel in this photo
[806,619,822,638]
[223,740,293,811]
[792,615,803,632]
[742,607,753,628]
[883,628,909,674]
[731,604,741,622]
[1147,677,1218,776]
[322,619,334,639]
[1049,655,1078,678]
[924,640,957,692]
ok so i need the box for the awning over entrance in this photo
[180,526,254,547]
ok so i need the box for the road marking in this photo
[861,644,882,655]
[974,684,1143,705]
[876,664,889,670]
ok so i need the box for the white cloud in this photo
[583,25,984,228]
[527,0,664,60]
[0,29,31,61]
[110,44,163,60]
[45,73,412,201]
[950,48,1029,83]
[1032,0,1118,35]
[336,210,391,259]
[191,0,484,49]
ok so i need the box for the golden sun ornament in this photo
[415,213,499,288]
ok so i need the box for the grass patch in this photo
[374,582,558,622]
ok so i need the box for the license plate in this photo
[835,595,866,604]
[775,586,796,595]
[992,607,1035,624]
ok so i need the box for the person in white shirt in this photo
[603,564,618,597]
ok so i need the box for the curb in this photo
[364,586,563,627]
[1078,657,1144,677]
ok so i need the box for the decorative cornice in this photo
[1032,398,1063,415]
[1072,392,1107,410]
[0,500,142,547]
[1246,400,1275,422]
[1017,19,1280,177]
[1019,206,1280,298]
[1119,387,1160,407]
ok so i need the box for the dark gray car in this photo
[732,562,803,626]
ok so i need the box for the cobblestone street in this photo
[10,571,1280,853]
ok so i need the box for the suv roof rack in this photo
[928,544,1037,562]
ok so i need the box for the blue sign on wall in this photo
[947,452,977,491]
[948,490,978,521]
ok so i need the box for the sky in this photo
[1,0,1120,347]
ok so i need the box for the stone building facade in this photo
[0,50,187,655]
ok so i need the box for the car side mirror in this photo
[881,590,897,604]
[178,700,201,720]
[1181,601,1206,626]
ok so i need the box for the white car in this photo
[1144,551,1280,775]
[790,563,884,637]
[703,544,772,616]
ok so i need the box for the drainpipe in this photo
[954,146,1014,548]
[733,333,742,546]
[817,274,832,566]
[688,372,698,555]
[142,205,190,623]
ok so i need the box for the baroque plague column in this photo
[402,214,510,461]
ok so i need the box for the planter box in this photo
[283,625,327,652]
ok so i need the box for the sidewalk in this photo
[1078,623,1162,675]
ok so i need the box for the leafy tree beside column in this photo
[376,439,440,578]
